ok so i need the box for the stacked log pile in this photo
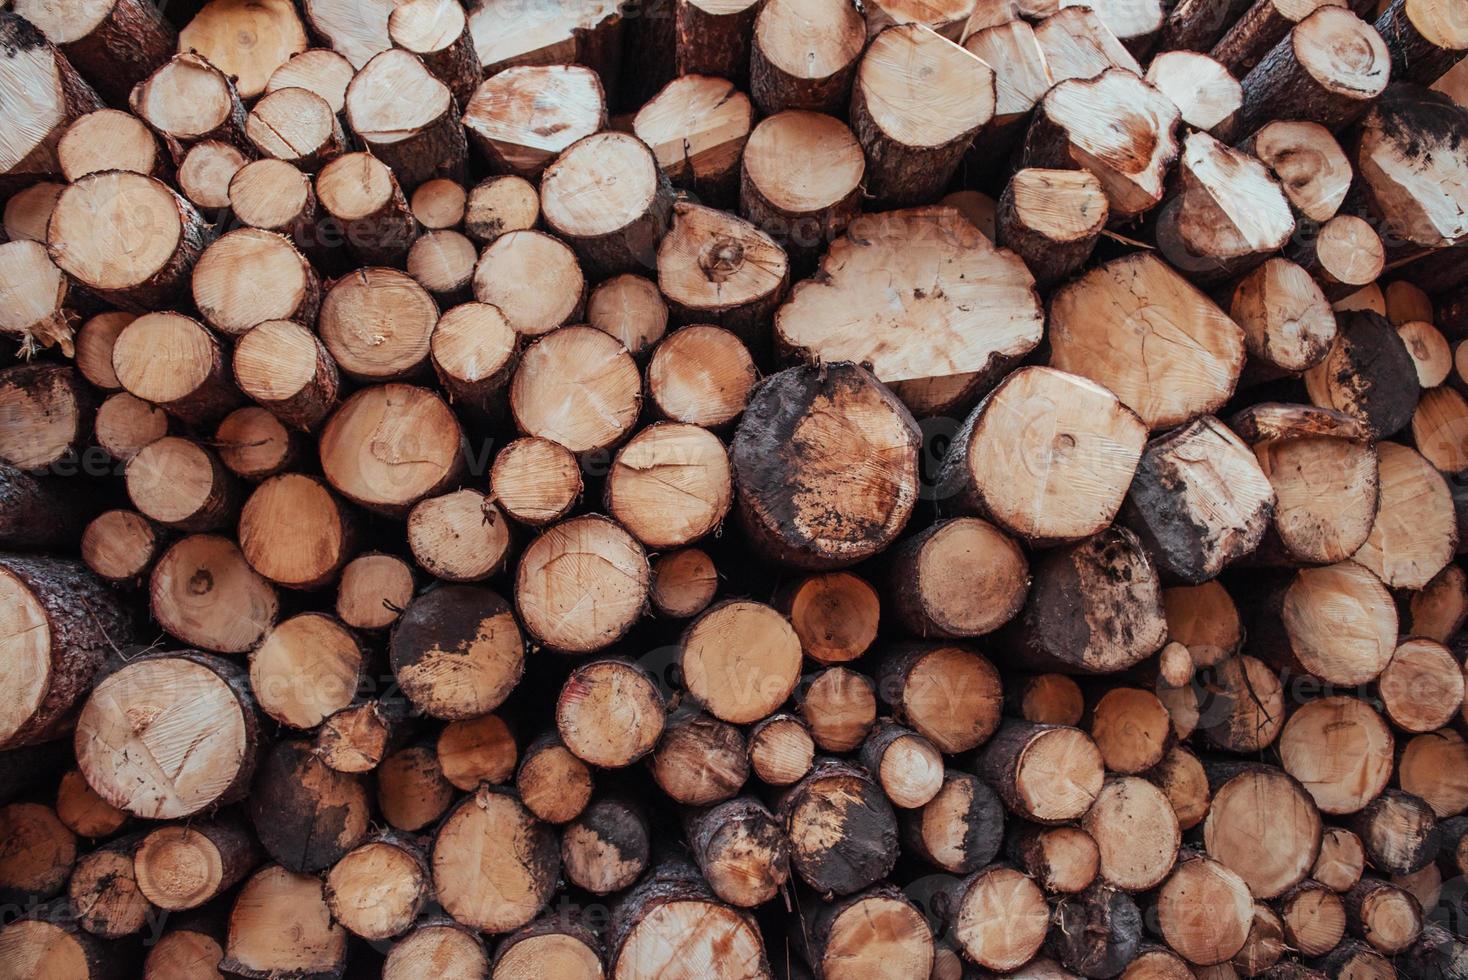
[3,0,1468,977]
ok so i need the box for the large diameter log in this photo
[0,801,75,902]
[319,384,464,516]
[0,363,95,474]
[516,515,649,653]
[849,25,995,206]
[1049,252,1245,430]
[1154,131,1296,283]
[541,132,672,279]
[936,366,1146,545]
[977,720,1105,823]
[249,739,369,873]
[1354,86,1468,258]
[179,0,307,101]
[346,49,467,191]
[474,231,586,338]
[391,585,523,720]
[795,884,934,978]
[462,65,607,180]
[0,555,133,750]
[775,207,1043,418]
[325,835,432,941]
[687,795,787,903]
[779,759,899,896]
[9,0,173,105]
[318,267,438,383]
[1242,561,1397,685]
[679,601,802,724]
[0,908,136,980]
[557,659,666,769]
[1229,259,1338,382]
[244,88,344,171]
[608,858,770,979]
[47,172,210,313]
[1023,68,1181,218]
[1227,7,1391,139]
[996,526,1168,674]
[731,362,920,569]
[1352,441,1457,589]
[1279,696,1393,815]
[432,787,558,934]
[74,652,258,820]
[129,52,248,154]
[222,864,348,980]
[490,914,601,980]
[1238,120,1351,222]
[1375,0,1468,85]
[1204,764,1324,898]
[0,11,104,192]
[750,0,866,115]
[942,865,1051,972]
[657,202,789,349]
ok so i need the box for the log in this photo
[176,140,249,212]
[517,733,594,825]
[214,407,303,481]
[1374,0,1468,84]
[1352,441,1456,589]
[941,865,1052,971]
[302,0,395,68]
[1348,791,1440,874]
[878,643,1005,753]
[58,109,168,183]
[607,858,769,977]
[977,720,1105,823]
[0,364,95,474]
[1008,823,1101,894]
[473,231,585,341]
[647,324,758,428]
[431,786,559,934]
[248,739,370,873]
[390,584,523,720]
[315,699,406,773]
[885,518,1029,639]
[961,19,1054,179]
[996,168,1109,287]
[1287,214,1387,301]
[1034,7,1142,84]
[1088,687,1172,774]
[747,714,816,787]
[1145,51,1243,132]
[179,0,307,100]
[0,11,103,194]
[605,422,731,549]
[1153,850,1255,965]
[795,885,934,977]
[556,659,666,767]
[436,712,515,791]
[221,864,348,980]
[679,600,802,725]
[1238,120,1351,222]
[515,515,649,653]
[1211,0,1346,77]
[1239,562,1397,685]
[1081,776,1183,892]
[634,74,753,207]
[244,88,344,172]
[228,159,338,271]
[111,313,240,429]
[0,908,137,980]
[345,49,467,191]
[798,666,877,753]
[1378,637,1464,732]
[1023,68,1180,218]
[489,914,600,980]
[489,437,582,527]
[1148,746,1212,830]
[657,202,789,349]
[133,815,261,912]
[334,553,413,631]
[411,178,468,230]
[749,0,866,115]
[586,274,670,359]
[192,229,321,338]
[1345,877,1424,953]
[774,571,880,664]
[55,769,126,839]
[649,707,749,806]
[124,436,239,533]
[9,0,173,105]
[388,0,482,108]
[462,65,607,180]
[1013,673,1086,726]
[649,548,718,619]
[1229,259,1338,381]
[319,267,438,383]
[779,758,899,896]
[129,53,247,155]
[406,489,512,583]
[1355,87,1468,259]
[233,319,341,432]
[1401,319,1453,387]
[1277,879,1347,957]
[562,796,651,895]
[315,152,419,268]
[1198,655,1286,753]
[249,613,363,729]
[427,301,515,418]
[1204,764,1323,898]
[324,835,431,941]
[0,240,71,355]
[0,801,75,901]
[902,770,1004,873]
[265,48,355,111]
[319,384,465,516]
[1314,828,1367,892]
[377,745,453,832]
[858,720,944,809]
[465,0,623,84]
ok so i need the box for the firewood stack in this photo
[4,0,1468,976]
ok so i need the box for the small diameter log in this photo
[634,75,753,207]
[428,301,515,418]
[1276,880,1347,957]
[222,864,348,980]
[739,109,863,270]
[1204,764,1324,898]
[0,802,75,901]
[1153,851,1255,965]
[1408,565,1468,642]
[55,769,127,839]
[1242,562,1396,685]
[608,858,769,977]
[316,699,406,773]
[778,208,1042,417]
[228,159,335,269]
[1233,904,1288,975]
[176,140,248,212]
[249,613,363,730]
[214,407,302,482]
[124,436,238,533]
[516,515,649,653]
[750,0,866,114]
[465,174,540,244]
[1008,823,1100,894]
[1023,68,1181,218]
[1145,50,1242,133]
[0,241,71,355]
[407,230,477,305]
[649,707,749,806]
[1239,119,1352,222]
[2,182,63,243]
[411,178,467,230]
[111,312,240,429]
[937,366,1145,544]
[129,52,247,153]
[878,643,1004,753]
[849,25,995,207]
[657,202,789,348]
[58,109,167,183]
[149,535,279,654]
[747,714,816,787]
[1316,940,1397,979]
[1211,0,1344,77]
[795,885,934,978]
[799,666,877,753]
[780,758,899,895]
[650,548,718,619]
[1148,746,1212,831]
[462,65,606,179]
[885,518,1029,639]
[647,325,757,428]
[943,865,1052,972]
[777,571,880,664]
[561,797,650,895]
[0,364,95,473]
[977,721,1105,824]
[345,49,467,191]
[0,11,103,191]
[586,274,669,359]
[1402,320,1453,388]
[473,230,585,338]
[1315,828,1367,892]
[1405,922,1468,980]
[1013,673,1087,725]
[388,0,481,107]
[9,0,174,105]
[1346,878,1424,954]
[1352,441,1457,589]
[377,746,455,832]
[1374,0,1468,84]
[0,910,136,980]
[731,362,920,569]
[315,152,419,268]
[436,713,516,791]
[1119,416,1276,583]
[1154,131,1295,283]
[997,526,1167,674]
[489,915,601,980]
[1227,7,1391,139]
[244,88,344,172]
[233,319,340,431]
[1287,214,1387,301]
[407,490,512,583]
[1197,655,1286,753]
[192,229,320,339]
[318,267,437,384]
[325,835,431,941]
[67,835,154,939]
[47,172,210,314]
[335,553,413,632]
[1082,776,1182,892]
[902,770,1004,874]
[432,787,559,934]
[517,734,594,825]
[1379,638,1464,732]
[1348,791,1440,874]
[319,384,464,516]
[1049,253,1245,430]
[390,585,523,720]
[858,721,944,809]
[675,0,761,79]
[249,740,370,873]
[134,816,261,912]
[605,422,732,550]
[997,168,1108,287]
[490,437,582,528]
[1231,403,1378,564]
[75,652,258,819]
[556,659,666,769]
[680,600,802,724]
[1229,258,1337,380]
[1088,686,1172,774]
[74,312,132,393]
